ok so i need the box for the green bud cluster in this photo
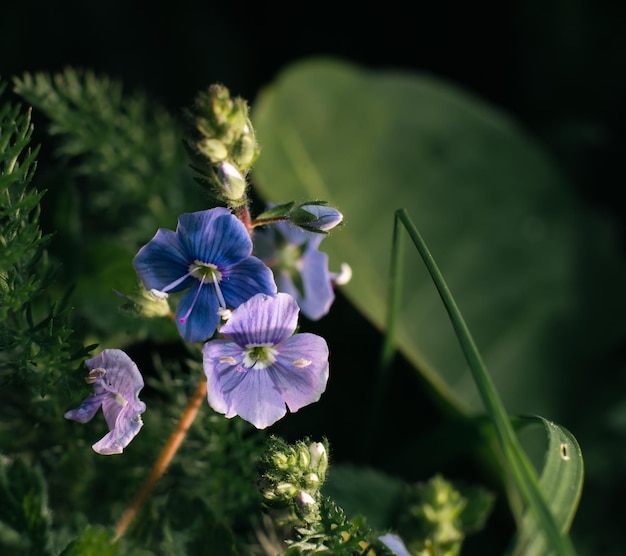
[183,84,260,207]
[396,474,494,556]
[256,436,329,522]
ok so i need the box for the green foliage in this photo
[59,526,151,556]
[250,57,626,421]
[0,455,52,556]
[12,68,206,346]
[0,80,90,393]
[394,474,494,556]
[507,417,584,556]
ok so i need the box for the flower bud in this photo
[232,122,258,169]
[197,138,228,163]
[290,203,343,232]
[217,161,247,201]
[308,442,328,478]
[295,490,317,515]
[276,482,298,498]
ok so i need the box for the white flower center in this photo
[243,344,278,370]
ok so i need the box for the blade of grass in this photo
[394,208,576,555]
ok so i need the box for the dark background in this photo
[2,0,625,244]
[2,1,625,553]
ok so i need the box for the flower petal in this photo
[175,283,220,342]
[204,354,287,429]
[177,208,252,266]
[219,292,298,346]
[64,393,105,423]
[65,349,146,455]
[220,256,277,309]
[133,228,192,292]
[90,349,144,390]
[202,340,246,415]
[269,333,329,412]
[92,403,145,455]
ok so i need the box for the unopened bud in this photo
[232,129,258,169]
[308,442,328,477]
[197,138,228,162]
[295,490,317,514]
[276,482,298,498]
[217,161,247,201]
[290,203,343,232]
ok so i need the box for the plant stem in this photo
[396,208,575,555]
[112,374,208,542]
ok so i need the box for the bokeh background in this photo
[2,1,626,554]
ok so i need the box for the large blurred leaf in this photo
[507,416,584,556]
[251,57,626,416]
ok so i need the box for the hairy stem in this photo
[113,374,208,542]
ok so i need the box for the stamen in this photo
[219,356,237,364]
[218,307,232,321]
[85,368,106,384]
[211,273,227,309]
[179,278,206,324]
[149,289,169,300]
[293,358,312,368]
[159,271,193,294]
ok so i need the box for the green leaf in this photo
[250,57,626,417]
[507,416,584,556]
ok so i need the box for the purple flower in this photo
[289,203,343,232]
[378,533,411,556]
[133,207,276,343]
[202,292,329,429]
[64,349,146,455]
[253,221,334,321]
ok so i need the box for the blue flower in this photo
[133,207,277,342]
[378,533,411,556]
[202,292,329,429]
[289,203,343,232]
[64,349,146,455]
[253,221,335,321]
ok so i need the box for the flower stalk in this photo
[113,375,208,542]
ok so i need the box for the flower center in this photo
[189,260,222,283]
[243,343,278,370]
[179,260,227,325]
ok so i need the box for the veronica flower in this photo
[133,207,276,342]
[253,221,335,321]
[202,292,329,429]
[64,349,146,455]
[378,533,411,556]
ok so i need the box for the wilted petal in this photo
[64,349,146,455]
[64,393,106,423]
[92,405,145,455]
